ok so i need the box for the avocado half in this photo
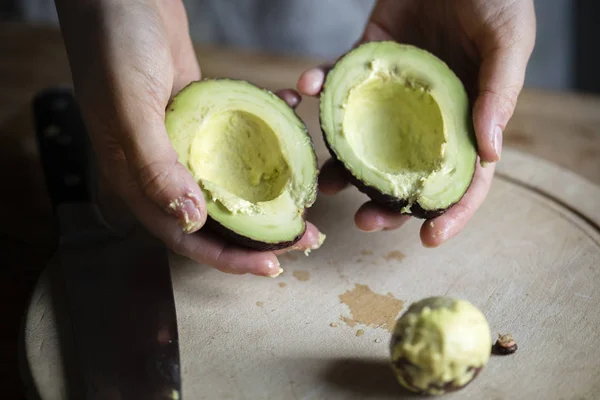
[319,41,478,218]
[165,79,318,250]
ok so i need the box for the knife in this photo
[33,87,182,400]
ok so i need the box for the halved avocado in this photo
[320,41,478,218]
[165,79,318,250]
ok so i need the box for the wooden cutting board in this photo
[19,142,600,399]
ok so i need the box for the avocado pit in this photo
[389,296,492,395]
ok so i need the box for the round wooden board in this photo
[20,149,600,400]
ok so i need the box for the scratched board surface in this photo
[22,149,600,400]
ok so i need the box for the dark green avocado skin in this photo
[204,213,307,251]
[391,357,483,395]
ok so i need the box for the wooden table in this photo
[1,22,600,399]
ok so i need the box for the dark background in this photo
[573,1,600,94]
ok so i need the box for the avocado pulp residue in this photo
[189,110,290,205]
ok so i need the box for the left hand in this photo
[297,0,536,247]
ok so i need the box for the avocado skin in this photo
[318,67,476,220]
[204,211,307,251]
[391,357,483,394]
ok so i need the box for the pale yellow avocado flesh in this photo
[189,110,291,204]
[390,297,492,395]
[343,76,446,195]
[165,79,317,244]
[320,41,477,212]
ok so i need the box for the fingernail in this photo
[309,231,327,251]
[167,193,203,233]
[359,226,383,233]
[305,68,325,95]
[303,231,327,256]
[492,125,503,160]
[266,260,284,278]
[363,228,383,233]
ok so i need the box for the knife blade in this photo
[33,87,182,400]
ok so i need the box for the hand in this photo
[297,0,536,247]
[54,0,321,276]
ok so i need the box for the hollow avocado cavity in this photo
[342,74,446,197]
[189,109,291,211]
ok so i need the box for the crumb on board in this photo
[356,329,365,337]
[384,250,405,262]
[330,322,338,328]
[292,270,310,281]
[492,333,518,355]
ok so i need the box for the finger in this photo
[420,160,496,247]
[318,158,350,195]
[181,222,323,275]
[117,117,207,235]
[181,231,283,277]
[473,34,536,163]
[354,201,411,232]
[272,222,323,255]
[275,89,302,109]
[297,64,332,97]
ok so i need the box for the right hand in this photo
[54,0,322,277]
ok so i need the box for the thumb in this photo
[116,101,207,234]
[473,43,534,163]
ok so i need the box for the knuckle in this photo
[480,86,520,119]
[134,160,177,206]
[214,246,226,266]
[167,230,187,256]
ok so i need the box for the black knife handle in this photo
[33,87,93,209]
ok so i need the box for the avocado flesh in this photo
[320,41,477,217]
[166,79,318,249]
